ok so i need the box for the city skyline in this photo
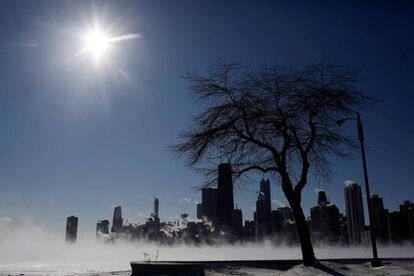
[0,0,413,234]
[61,179,413,236]
[56,168,414,252]
[66,169,412,246]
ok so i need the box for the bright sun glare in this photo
[69,21,140,68]
[84,28,110,63]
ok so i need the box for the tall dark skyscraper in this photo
[260,179,271,212]
[371,194,391,242]
[344,182,365,243]
[146,198,161,237]
[201,188,217,222]
[216,163,234,232]
[65,215,78,243]
[153,198,159,219]
[96,219,109,235]
[256,196,267,236]
[111,206,123,233]
[231,208,243,237]
[255,179,272,236]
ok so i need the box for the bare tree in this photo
[172,61,370,265]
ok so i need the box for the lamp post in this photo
[336,112,382,267]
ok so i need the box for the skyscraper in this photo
[256,196,266,236]
[310,191,340,242]
[65,215,78,243]
[153,198,159,219]
[196,203,203,219]
[400,200,414,242]
[96,219,109,235]
[270,210,281,233]
[344,182,365,243]
[260,179,271,214]
[201,188,217,222]
[255,179,272,236]
[243,220,255,240]
[231,208,243,237]
[216,163,234,231]
[111,206,123,233]
[339,214,348,243]
[371,194,390,242]
[147,198,161,237]
[389,211,406,242]
[389,200,414,242]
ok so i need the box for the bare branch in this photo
[172,61,371,195]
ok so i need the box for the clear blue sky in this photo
[0,0,413,233]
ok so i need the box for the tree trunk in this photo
[291,200,317,265]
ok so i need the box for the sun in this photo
[83,28,110,63]
[66,20,141,68]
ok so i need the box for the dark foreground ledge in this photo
[130,261,205,276]
[130,258,414,275]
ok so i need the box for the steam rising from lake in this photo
[0,218,413,273]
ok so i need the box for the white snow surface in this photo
[207,260,414,275]
[2,261,414,276]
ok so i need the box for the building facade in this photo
[344,182,365,243]
[231,208,243,237]
[196,203,203,219]
[255,179,272,236]
[111,206,123,233]
[96,219,109,235]
[216,163,234,232]
[310,191,340,242]
[371,194,391,242]
[400,200,414,242]
[201,188,218,223]
[65,215,78,243]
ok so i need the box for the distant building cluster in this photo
[65,163,414,245]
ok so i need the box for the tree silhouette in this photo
[172,61,370,265]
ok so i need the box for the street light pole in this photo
[337,113,382,267]
[356,112,382,267]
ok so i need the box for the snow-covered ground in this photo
[2,260,414,276]
[206,260,414,276]
[1,242,414,274]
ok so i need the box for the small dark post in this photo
[356,112,382,267]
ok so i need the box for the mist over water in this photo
[1,220,413,273]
